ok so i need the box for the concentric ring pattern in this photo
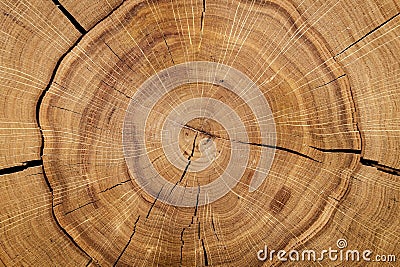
[123,61,276,207]
[0,0,399,266]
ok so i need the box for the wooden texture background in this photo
[0,0,399,266]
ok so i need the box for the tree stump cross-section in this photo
[0,0,399,266]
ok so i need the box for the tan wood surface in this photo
[1,0,399,266]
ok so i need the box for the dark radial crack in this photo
[146,187,163,219]
[179,228,185,267]
[184,124,220,139]
[53,202,62,208]
[179,185,200,265]
[192,185,200,224]
[211,215,219,241]
[201,239,209,266]
[183,124,320,162]
[335,12,400,57]
[99,179,131,193]
[328,195,340,202]
[64,200,98,215]
[151,154,163,164]
[0,257,6,266]
[0,159,42,176]
[200,0,206,31]
[179,133,198,183]
[309,146,361,154]
[239,141,321,163]
[104,41,136,74]
[179,163,191,183]
[49,104,83,115]
[113,216,140,267]
[162,35,175,64]
[198,221,201,240]
[360,158,400,176]
[313,73,346,89]
[52,0,86,34]
[189,133,198,160]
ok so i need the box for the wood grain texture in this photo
[0,167,89,266]
[0,0,80,168]
[1,0,399,266]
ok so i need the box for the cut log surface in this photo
[0,0,399,266]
